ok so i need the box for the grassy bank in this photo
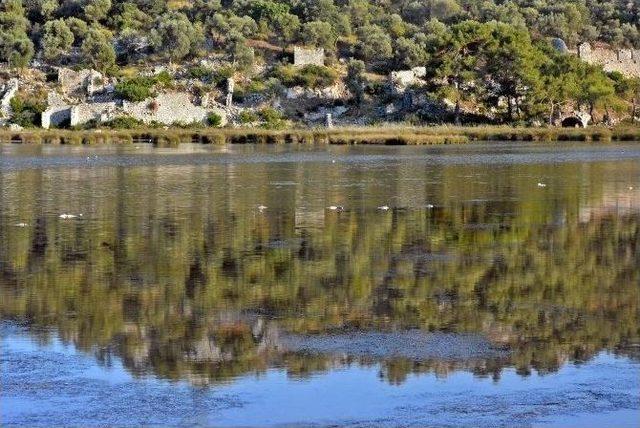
[1,125,639,146]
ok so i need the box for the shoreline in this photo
[1,125,639,146]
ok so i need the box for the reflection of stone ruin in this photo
[579,186,640,222]
[577,42,640,77]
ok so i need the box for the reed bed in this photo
[1,125,638,146]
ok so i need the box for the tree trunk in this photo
[549,102,554,126]
[454,99,461,126]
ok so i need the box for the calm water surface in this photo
[1,142,639,426]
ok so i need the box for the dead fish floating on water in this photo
[59,213,83,219]
[257,205,268,211]
[426,204,435,209]
[537,182,547,187]
[14,222,28,227]
[328,205,345,211]
[377,205,390,211]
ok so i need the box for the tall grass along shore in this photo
[1,125,639,146]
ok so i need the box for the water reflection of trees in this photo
[0,161,638,385]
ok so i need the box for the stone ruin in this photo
[293,46,325,67]
[42,90,227,129]
[389,67,427,94]
[57,67,112,98]
[577,42,640,77]
[558,111,591,128]
[121,92,226,125]
[0,78,19,125]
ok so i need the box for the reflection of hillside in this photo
[0,158,638,385]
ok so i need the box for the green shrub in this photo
[102,116,145,129]
[115,77,155,102]
[10,94,47,128]
[207,112,222,127]
[259,107,286,130]
[188,65,214,81]
[212,66,235,87]
[115,72,173,102]
[155,70,173,86]
[272,64,337,89]
[238,110,259,124]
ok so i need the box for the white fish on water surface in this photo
[14,222,28,227]
[537,182,547,187]
[328,205,344,211]
[59,213,83,219]
[377,205,390,211]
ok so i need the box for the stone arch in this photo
[561,116,585,128]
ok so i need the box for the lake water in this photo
[1,142,639,427]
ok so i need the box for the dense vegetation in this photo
[1,155,638,384]
[1,0,640,125]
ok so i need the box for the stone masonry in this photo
[121,92,225,125]
[577,42,640,77]
[390,67,427,94]
[0,78,19,124]
[293,46,325,67]
[41,92,71,129]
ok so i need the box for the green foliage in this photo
[0,0,34,67]
[114,72,172,103]
[259,107,285,129]
[101,115,145,129]
[9,93,46,127]
[41,19,74,61]
[84,0,111,23]
[0,0,639,125]
[115,76,157,102]
[188,65,212,80]
[356,24,393,61]
[346,59,366,105]
[66,17,89,44]
[207,112,222,127]
[150,12,204,61]
[272,64,337,89]
[238,110,259,124]
[301,20,336,50]
[81,25,116,72]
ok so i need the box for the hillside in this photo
[1,0,640,129]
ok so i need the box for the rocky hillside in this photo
[1,0,640,129]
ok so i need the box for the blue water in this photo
[2,322,638,427]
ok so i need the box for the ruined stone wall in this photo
[70,101,117,127]
[41,92,71,129]
[390,67,427,94]
[41,89,227,128]
[0,78,19,123]
[293,47,325,67]
[58,68,107,98]
[122,92,213,125]
[577,43,640,77]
